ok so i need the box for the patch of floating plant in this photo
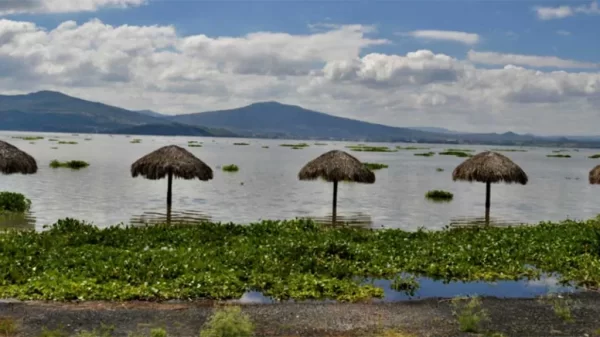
[130,139,142,144]
[589,154,600,159]
[188,143,202,147]
[436,168,444,172]
[314,143,328,146]
[491,148,527,152]
[234,142,250,146]
[49,160,90,170]
[552,149,570,153]
[222,164,239,172]
[396,146,431,150]
[425,190,453,202]
[547,154,571,158]
[48,139,59,142]
[11,136,44,141]
[58,141,78,145]
[346,145,397,152]
[363,162,388,170]
[445,148,475,152]
[1,217,598,302]
[439,151,473,158]
[262,146,269,148]
[414,152,435,157]
[280,143,309,149]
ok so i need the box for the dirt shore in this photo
[2,292,600,337]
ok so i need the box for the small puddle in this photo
[230,274,575,304]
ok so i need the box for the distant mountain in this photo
[0,91,228,137]
[409,127,459,134]
[169,101,448,142]
[136,109,167,118]
[113,123,238,137]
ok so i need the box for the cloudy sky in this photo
[0,0,599,135]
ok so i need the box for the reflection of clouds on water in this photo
[232,275,576,304]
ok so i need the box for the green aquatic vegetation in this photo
[425,190,454,201]
[589,154,600,159]
[314,142,328,146]
[547,154,571,158]
[84,138,92,141]
[439,151,472,158]
[199,306,254,337]
[233,143,249,146]
[452,297,488,333]
[414,152,435,157]
[4,218,600,302]
[49,160,90,170]
[436,168,444,172]
[50,147,58,150]
[280,143,309,148]
[0,192,31,214]
[58,141,78,145]
[396,146,430,150]
[445,148,474,152]
[39,327,68,337]
[262,146,269,148]
[48,139,59,142]
[130,139,142,144]
[553,149,570,153]
[188,144,202,148]
[363,163,389,170]
[346,145,396,152]
[222,164,239,172]
[12,136,44,141]
[491,148,527,152]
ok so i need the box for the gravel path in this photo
[2,292,600,337]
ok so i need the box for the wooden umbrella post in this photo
[485,181,491,224]
[166,170,173,224]
[332,180,338,225]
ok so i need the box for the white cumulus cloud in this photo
[402,30,480,45]
[467,50,598,69]
[0,18,598,135]
[534,1,600,20]
[0,0,145,15]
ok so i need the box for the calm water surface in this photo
[1,131,599,231]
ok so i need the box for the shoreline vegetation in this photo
[2,217,600,302]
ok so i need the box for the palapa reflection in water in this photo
[304,212,373,227]
[449,216,523,228]
[0,212,36,230]
[129,210,212,226]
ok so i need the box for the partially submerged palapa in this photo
[453,151,527,223]
[131,145,213,223]
[590,165,600,185]
[298,150,375,225]
[0,140,38,175]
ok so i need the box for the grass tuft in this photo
[199,306,254,337]
[452,296,488,333]
[0,317,17,336]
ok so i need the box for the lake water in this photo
[1,131,599,231]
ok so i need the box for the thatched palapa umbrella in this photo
[131,145,213,223]
[453,151,527,224]
[298,150,375,225]
[0,140,38,175]
[590,165,600,185]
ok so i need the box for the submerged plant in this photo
[222,164,239,172]
[0,192,31,213]
[425,190,453,201]
[363,163,389,170]
[49,160,90,170]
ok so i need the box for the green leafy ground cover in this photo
[2,218,600,302]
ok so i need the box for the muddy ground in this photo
[2,292,600,337]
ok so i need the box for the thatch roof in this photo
[0,140,38,175]
[452,151,528,184]
[590,165,600,184]
[298,150,375,183]
[131,145,213,180]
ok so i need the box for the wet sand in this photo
[2,292,600,337]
